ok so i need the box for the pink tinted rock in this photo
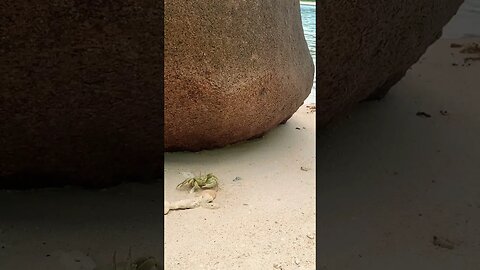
[164,0,314,151]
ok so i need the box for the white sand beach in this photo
[164,104,317,269]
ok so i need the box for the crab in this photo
[176,173,219,193]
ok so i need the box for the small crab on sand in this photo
[176,173,219,193]
[164,173,221,215]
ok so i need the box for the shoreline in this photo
[300,1,316,6]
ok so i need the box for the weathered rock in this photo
[0,1,162,188]
[164,0,314,151]
[317,0,464,124]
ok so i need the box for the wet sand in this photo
[300,1,316,6]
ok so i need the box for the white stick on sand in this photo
[164,190,217,215]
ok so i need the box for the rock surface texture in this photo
[164,0,314,151]
[0,1,162,188]
[317,0,464,124]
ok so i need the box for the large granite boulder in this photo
[164,0,314,151]
[0,1,162,188]
[317,0,464,124]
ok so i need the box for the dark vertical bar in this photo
[0,0,165,267]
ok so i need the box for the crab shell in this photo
[176,174,219,190]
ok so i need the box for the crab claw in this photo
[176,178,193,190]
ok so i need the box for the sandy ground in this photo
[164,105,317,270]
[318,38,480,269]
[0,182,163,269]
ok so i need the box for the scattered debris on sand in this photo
[459,42,480,54]
[464,56,480,64]
[450,42,480,66]
[432,235,456,250]
[416,112,432,118]
[306,104,316,113]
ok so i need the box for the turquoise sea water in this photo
[300,4,316,104]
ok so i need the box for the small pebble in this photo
[300,166,311,171]
[306,233,315,239]
[416,111,432,118]
[433,236,456,250]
